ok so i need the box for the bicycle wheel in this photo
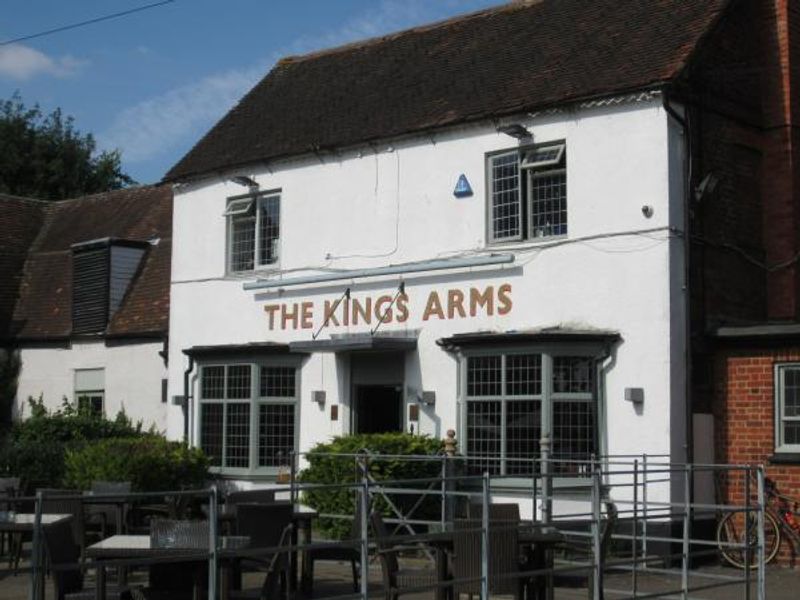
[717,510,781,568]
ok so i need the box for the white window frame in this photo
[459,345,599,486]
[74,368,105,417]
[486,141,567,244]
[774,363,800,453]
[225,190,281,274]
[197,359,300,476]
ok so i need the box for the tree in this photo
[0,94,135,201]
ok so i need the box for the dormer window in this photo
[225,191,280,273]
[487,141,567,243]
[71,239,147,335]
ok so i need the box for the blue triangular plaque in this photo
[453,174,473,198]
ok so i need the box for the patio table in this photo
[0,513,72,600]
[87,534,249,600]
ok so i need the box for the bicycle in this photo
[716,476,800,568]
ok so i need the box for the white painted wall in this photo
[168,98,687,503]
[16,340,168,429]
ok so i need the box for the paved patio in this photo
[0,557,798,600]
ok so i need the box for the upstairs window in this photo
[487,142,567,243]
[775,364,800,453]
[225,191,280,273]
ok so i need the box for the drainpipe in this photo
[183,355,195,444]
[663,91,693,467]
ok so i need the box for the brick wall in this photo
[713,346,800,564]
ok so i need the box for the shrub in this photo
[299,433,444,539]
[64,436,209,492]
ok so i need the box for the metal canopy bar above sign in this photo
[290,333,418,353]
[242,253,515,291]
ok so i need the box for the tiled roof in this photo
[166,0,730,181]
[0,195,46,337]
[7,185,172,340]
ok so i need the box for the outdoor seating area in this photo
[0,453,782,600]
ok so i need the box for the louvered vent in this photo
[72,246,110,334]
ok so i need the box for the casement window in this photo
[775,364,800,453]
[487,142,567,243]
[75,368,105,417]
[225,191,281,273]
[463,351,596,478]
[199,362,298,473]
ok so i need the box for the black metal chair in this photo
[303,498,362,593]
[86,481,132,539]
[43,518,133,600]
[39,488,87,564]
[553,502,618,600]
[230,522,293,600]
[451,518,524,600]
[370,510,440,600]
[235,502,293,576]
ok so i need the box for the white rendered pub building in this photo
[163,0,788,513]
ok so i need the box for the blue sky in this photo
[0,0,501,184]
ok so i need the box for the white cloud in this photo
[99,0,493,165]
[0,44,86,80]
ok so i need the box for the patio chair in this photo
[86,481,132,539]
[553,502,618,600]
[40,489,87,562]
[42,518,133,600]
[229,522,293,600]
[227,488,276,507]
[303,497,362,593]
[370,511,441,600]
[235,502,293,577]
[0,477,20,558]
[147,519,210,599]
[451,518,524,600]
[467,501,521,523]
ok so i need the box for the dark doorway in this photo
[355,385,402,434]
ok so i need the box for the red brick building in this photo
[683,0,800,562]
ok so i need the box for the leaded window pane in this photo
[259,195,280,265]
[227,365,251,399]
[529,170,567,238]
[260,366,295,397]
[200,403,223,467]
[506,354,542,396]
[784,368,800,417]
[201,366,225,399]
[552,400,595,475]
[230,215,255,272]
[553,356,593,394]
[506,400,540,476]
[225,403,251,468]
[258,404,295,467]
[490,152,521,240]
[466,400,502,475]
[467,356,502,397]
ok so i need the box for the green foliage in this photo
[13,396,143,444]
[0,348,21,427]
[0,93,135,200]
[299,433,444,539]
[64,437,209,492]
[0,397,166,490]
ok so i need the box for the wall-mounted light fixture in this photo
[230,175,258,189]
[312,390,326,406]
[497,124,532,140]
[624,387,644,404]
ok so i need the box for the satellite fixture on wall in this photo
[453,174,473,198]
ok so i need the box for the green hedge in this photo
[64,437,209,492]
[299,433,444,539]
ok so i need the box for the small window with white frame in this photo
[225,190,281,273]
[775,363,800,453]
[487,142,567,243]
[74,368,105,417]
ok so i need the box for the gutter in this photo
[183,354,195,444]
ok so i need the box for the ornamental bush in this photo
[299,432,444,539]
[64,436,209,492]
